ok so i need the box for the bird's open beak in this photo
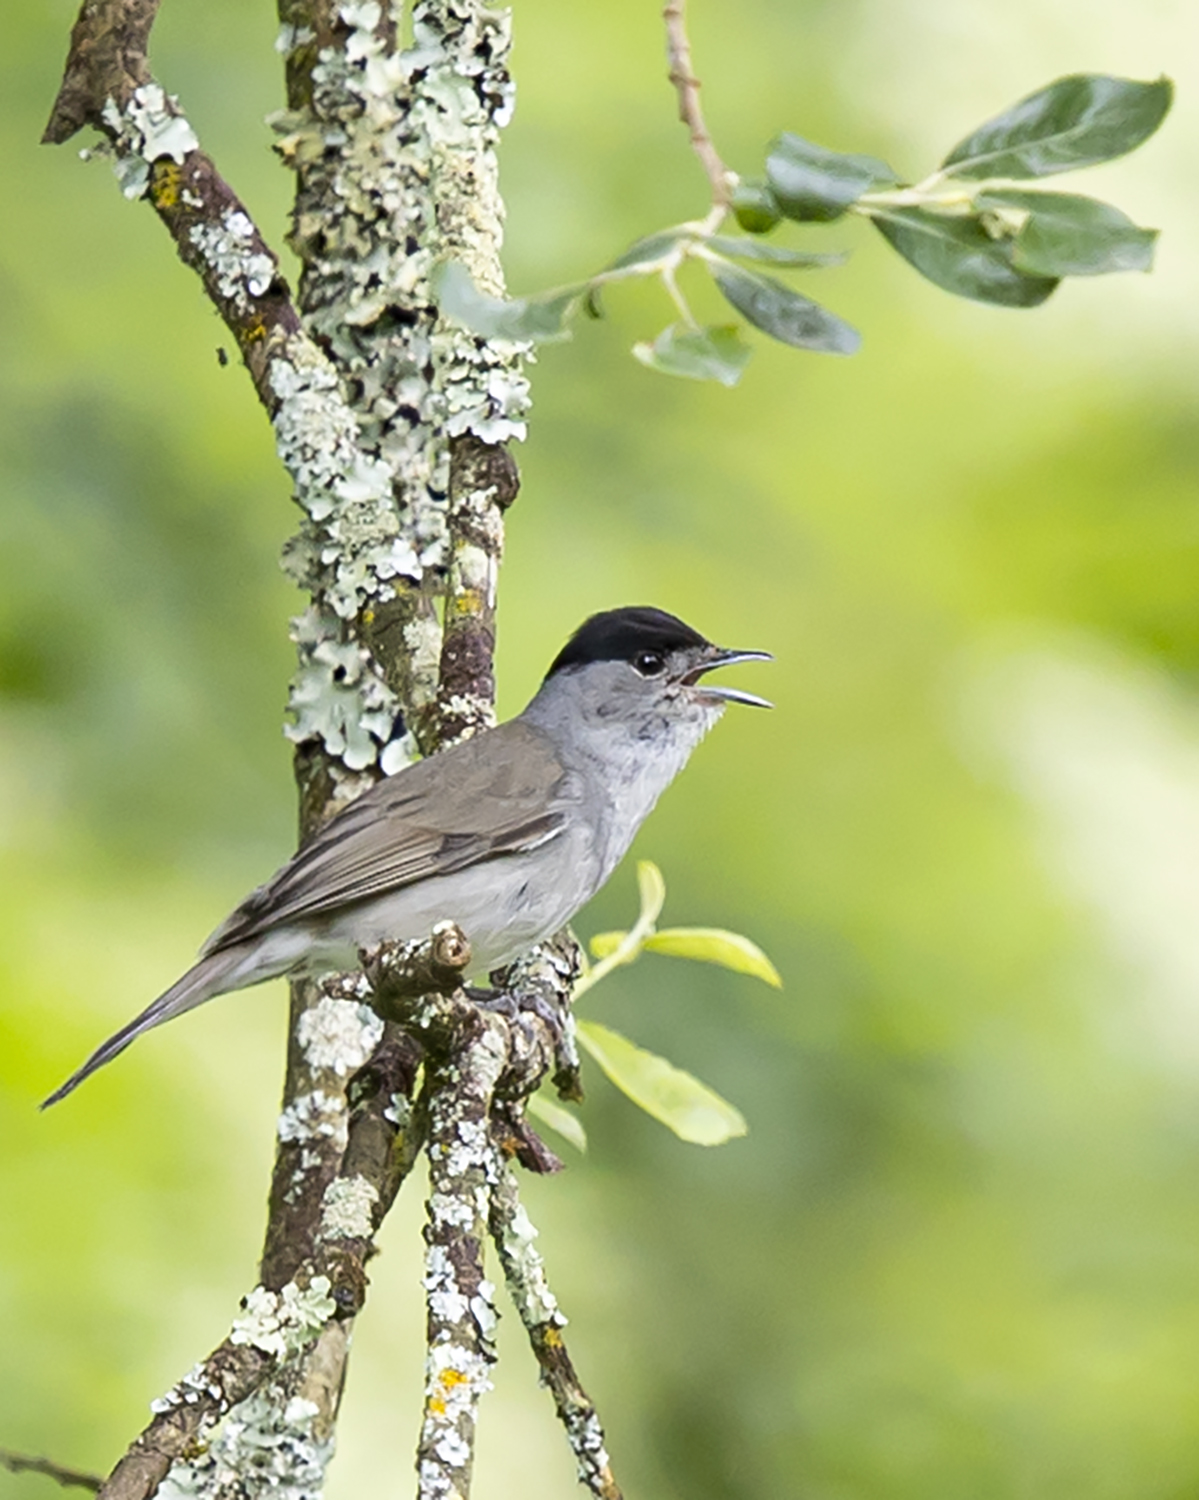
[685,648,774,708]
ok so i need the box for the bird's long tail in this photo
[41,943,264,1108]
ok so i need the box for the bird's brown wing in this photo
[200,719,574,955]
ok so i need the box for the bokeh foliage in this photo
[3,1,1199,1498]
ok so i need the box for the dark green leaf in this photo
[941,74,1173,180]
[435,261,584,341]
[632,324,753,386]
[731,179,782,234]
[977,190,1158,276]
[706,237,847,268]
[713,265,860,354]
[576,1020,747,1145]
[766,133,898,222]
[871,206,1058,307]
[605,231,684,272]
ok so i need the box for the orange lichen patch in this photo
[541,1327,564,1350]
[150,160,182,209]
[428,1396,446,1416]
[440,1368,469,1390]
[243,316,268,344]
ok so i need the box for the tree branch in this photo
[663,0,733,208]
[0,1451,103,1494]
[44,0,306,414]
[488,1165,622,1500]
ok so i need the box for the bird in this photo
[43,606,771,1106]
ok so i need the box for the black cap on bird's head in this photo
[545,607,708,678]
[546,606,773,708]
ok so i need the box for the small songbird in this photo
[44,607,771,1105]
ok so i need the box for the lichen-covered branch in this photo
[488,1165,622,1500]
[274,0,530,778]
[46,4,308,418]
[430,434,518,748]
[416,1009,506,1500]
[663,0,733,207]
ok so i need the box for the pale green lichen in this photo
[296,995,385,1075]
[157,1383,333,1500]
[230,1279,337,1360]
[102,83,198,199]
[189,211,276,307]
[497,1196,565,1329]
[319,1174,380,1240]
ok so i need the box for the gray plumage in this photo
[43,607,770,1106]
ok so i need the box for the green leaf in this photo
[731,179,782,234]
[637,860,667,925]
[604,231,684,272]
[871,206,1058,307]
[976,190,1157,276]
[766,133,898,222]
[706,237,848,269]
[435,260,584,342]
[644,927,783,987]
[633,323,753,387]
[941,74,1173,180]
[589,931,626,960]
[714,265,861,354]
[527,1092,587,1153]
[576,1020,747,1146]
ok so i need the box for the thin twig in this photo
[43,0,321,420]
[489,1165,622,1500]
[0,1451,103,1493]
[663,0,733,207]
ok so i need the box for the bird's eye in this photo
[633,650,666,677]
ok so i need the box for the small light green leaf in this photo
[644,928,783,987]
[731,179,782,234]
[976,190,1157,276]
[705,237,848,269]
[714,265,860,354]
[633,323,753,387]
[941,74,1173,180]
[871,206,1058,307]
[576,1020,747,1146]
[527,1092,587,1153]
[605,231,684,272]
[435,261,584,342]
[637,860,667,926]
[766,134,898,222]
[589,931,626,960]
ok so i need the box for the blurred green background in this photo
[3,1,1199,1496]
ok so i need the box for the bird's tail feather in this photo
[41,944,261,1109]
